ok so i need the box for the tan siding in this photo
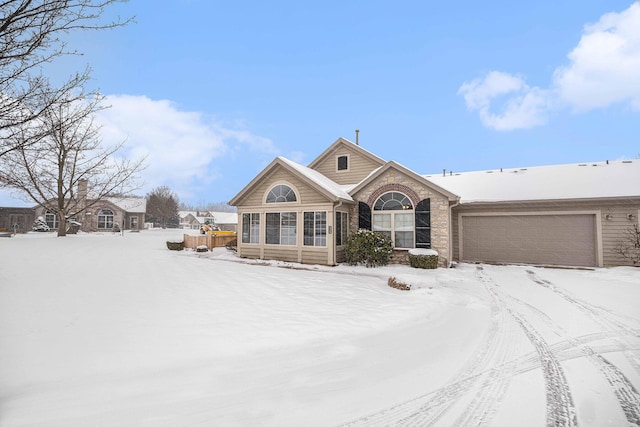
[264,247,299,263]
[452,199,640,267]
[241,167,329,207]
[239,246,261,259]
[301,249,329,265]
[312,145,382,185]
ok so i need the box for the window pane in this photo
[266,213,280,244]
[242,213,250,243]
[395,213,414,230]
[373,213,391,231]
[395,231,413,248]
[315,212,326,246]
[250,213,260,244]
[266,185,297,203]
[280,212,297,245]
[304,212,314,246]
[337,156,348,170]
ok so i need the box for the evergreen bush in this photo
[344,229,393,267]
[408,248,439,269]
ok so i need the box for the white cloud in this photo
[458,71,550,131]
[553,2,640,111]
[459,2,640,130]
[96,95,278,200]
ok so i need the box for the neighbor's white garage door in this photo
[461,214,597,267]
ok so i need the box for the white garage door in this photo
[461,214,597,267]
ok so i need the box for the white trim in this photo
[458,210,603,268]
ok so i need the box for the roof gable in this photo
[307,137,386,185]
[229,157,353,206]
[350,161,459,201]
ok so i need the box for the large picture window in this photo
[98,209,114,229]
[373,192,414,248]
[336,212,349,246]
[266,212,297,245]
[304,211,327,246]
[266,184,297,203]
[242,213,260,244]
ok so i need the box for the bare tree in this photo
[146,186,179,228]
[617,223,640,265]
[0,80,145,236]
[0,0,132,156]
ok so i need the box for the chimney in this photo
[355,129,359,145]
[78,179,88,202]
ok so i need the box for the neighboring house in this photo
[230,137,640,268]
[179,211,238,232]
[34,196,146,233]
[0,207,36,234]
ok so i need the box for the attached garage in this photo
[460,213,599,267]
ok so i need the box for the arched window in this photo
[45,210,59,229]
[373,192,414,248]
[266,184,297,203]
[97,209,114,229]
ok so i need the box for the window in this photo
[266,184,297,203]
[266,212,297,245]
[304,211,327,246]
[337,155,348,171]
[98,209,114,229]
[242,213,260,244]
[336,212,349,246]
[45,211,59,229]
[373,192,414,248]
[130,216,139,230]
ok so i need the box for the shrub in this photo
[166,240,184,251]
[408,248,439,269]
[196,245,208,252]
[616,223,640,266]
[344,229,393,267]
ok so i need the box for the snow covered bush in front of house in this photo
[344,229,393,267]
[408,248,439,269]
[166,239,184,251]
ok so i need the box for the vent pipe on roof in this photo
[355,129,359,145]
[442,169,446,177]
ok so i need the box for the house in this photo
[34,196,146,232]
[0,207,36,234]
[179,211,238,232]
[229,137,640,268]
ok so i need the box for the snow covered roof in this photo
[424,160,640,203]
[210,211,238,224]
[107,197,147,213]
[277,157,354,202]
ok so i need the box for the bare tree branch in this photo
[0,77,146,236]
[0,0,132,155]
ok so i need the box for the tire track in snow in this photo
[523,270,640,425]
[525,269,640,375]
[477,267,578,427]
[341,268,520,426]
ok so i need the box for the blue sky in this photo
[2,0,639,207]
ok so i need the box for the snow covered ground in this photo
[0,229,639,426]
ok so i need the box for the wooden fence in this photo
[183,233,237,250]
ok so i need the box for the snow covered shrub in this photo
[344,229,393,267]
[196,245,208,252]
[388,276,411,291]
[408,248,439,269]
[616,223,640,265]
[166,240,184,251]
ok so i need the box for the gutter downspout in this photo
[448,198,460,268]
